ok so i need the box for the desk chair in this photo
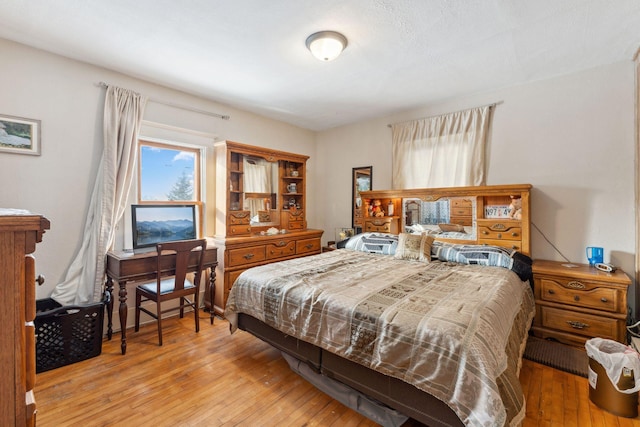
[135,239,207,346]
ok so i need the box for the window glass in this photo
[139,142,200,202]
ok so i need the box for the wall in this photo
[1,36,637,321]
[316,61,638,316]
[0,38,316,302]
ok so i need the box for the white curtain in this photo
[391,105,492,189]
[51,86,147,305]
[243,157,272,218]
[243,157,272,193]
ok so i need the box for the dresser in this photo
[213,229,322,315]
[532,259,631,347]
[211,141,323,316]
[0,210,50,427]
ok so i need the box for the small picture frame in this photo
[0,114,41,156]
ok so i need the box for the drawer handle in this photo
[243,253,255,260]
[574,295,580,302]
[482,230,489,235]
[511,232,518,237]
[601,297,608,303]
[497,233,502,239]
[567,320,589,330]
[566,281,586,290]
[36,274,45,286]
[548,289,555,295]
[304,244,313,249]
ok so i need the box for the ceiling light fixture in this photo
[305,31,348,61]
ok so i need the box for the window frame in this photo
[136,138,204,238]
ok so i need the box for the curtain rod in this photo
[386,101,503,128]
[97,81,230,121]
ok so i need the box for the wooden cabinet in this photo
[532,259,631,347]
[0,209,50,427]
[212,141,323,315]
[363,216,400,234]
[360,184,532,255]
[214,230,323,315]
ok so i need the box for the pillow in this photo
[343,232,399,255]
[430,241,533,281]
[394,233,434,263]
[438,223,465,233]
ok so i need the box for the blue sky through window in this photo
[140,145,196,201]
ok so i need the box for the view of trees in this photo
[167,171,194,201]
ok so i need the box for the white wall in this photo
[316,61,638,316]
[0,39,316,301]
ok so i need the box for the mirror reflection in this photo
[402,197,476,240]
[352,166,372,232]
[242,156,279,226]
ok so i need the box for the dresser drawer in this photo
[296,238,321,255]
[288,221,305,230]
[365,223,392,232]
[451,206,472,217]
[538,278,619,312]
[266,239,296,259]
[479,239,521,251]
[364,218,397,233]
[228,211,250,225]
[477,224,521,241]
[539,306,620,340]
[228,245,266,267]
[228,225,252,236]
[227,269,245,292]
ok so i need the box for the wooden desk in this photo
[105,243,217,354]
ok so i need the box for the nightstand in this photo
[322,241,336,252]
[532,259,631,348]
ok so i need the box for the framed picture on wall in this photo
[352,166,372,231]
[0,114,41,156]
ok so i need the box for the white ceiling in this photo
[1,0,639,131]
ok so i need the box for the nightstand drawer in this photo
[539,278,619,312]
[539,306,619,340]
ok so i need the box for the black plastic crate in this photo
[35,293,109,373]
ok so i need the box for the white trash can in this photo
[585,338,640,418]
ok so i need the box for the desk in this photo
[105,243,217,354]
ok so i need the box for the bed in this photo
[225,232,535,427]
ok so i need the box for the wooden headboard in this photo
[360,184,532,255]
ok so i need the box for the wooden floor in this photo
[34,314,640,427]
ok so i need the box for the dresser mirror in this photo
[352,166,372,232]
[402,197,476,239]
[242,155,279,226]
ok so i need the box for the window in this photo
[137,139,203,236]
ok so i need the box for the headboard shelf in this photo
[360,184,532,255]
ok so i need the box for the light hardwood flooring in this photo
[35,314,640,426]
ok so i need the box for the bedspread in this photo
[225,250,535,426]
